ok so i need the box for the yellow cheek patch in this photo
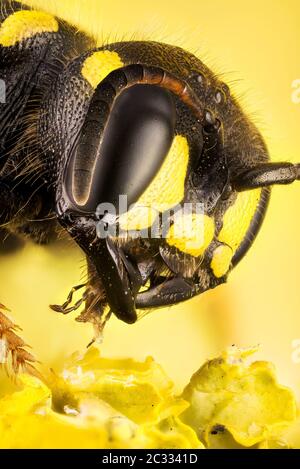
[82,51,124,89]
[218,189,261,253]
[118,206,158,232]
[0,11,58,47]
[118,135,189,231]
[210,245,233,278]
[166,213,215,257]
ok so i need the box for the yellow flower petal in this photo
[181,346,297,447]
[56,348,180,425]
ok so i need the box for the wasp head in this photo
[41,42,278,325]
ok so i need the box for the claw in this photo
[50,283,87,315]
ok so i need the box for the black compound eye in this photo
[66,84,176,214]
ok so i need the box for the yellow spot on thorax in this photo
[218,189,261,253]
[211,244,233,278]
[0,11,58,47]
[118,135,189,231]
[166,213,215,257]
[82,51,124,89]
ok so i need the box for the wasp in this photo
[0,0,299,339]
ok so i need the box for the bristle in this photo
[0,306,41,379]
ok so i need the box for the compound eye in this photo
[66,84,176,214]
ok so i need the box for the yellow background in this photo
[1,0,300,397]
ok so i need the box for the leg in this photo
[50,259,112,342]
[75,259,112,344]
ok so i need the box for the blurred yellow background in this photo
[1,0,300,396]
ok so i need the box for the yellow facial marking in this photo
[82,51,124,89]
[118,206,158,232]
[119,135,189,231]
[0,11,58,47]
[218,189,261,253]
[166,213,215,257]
[211,244,233,278]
